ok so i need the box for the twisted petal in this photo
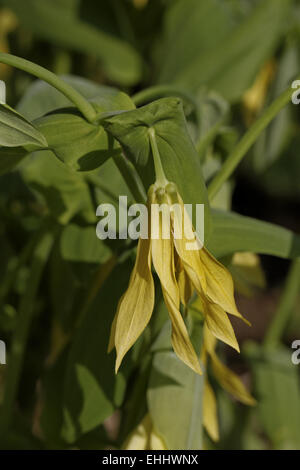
[201,297,240,352]
[211,352,256,406]
[113,236,154,372]
[152,232,202,375]
[204,326,256,406]
[201,248,250,325]
[203,379,219,442]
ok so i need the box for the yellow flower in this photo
[109,180,249,375]
[242,60,276,125]
[201,324,256,442]
[122,414,166,450]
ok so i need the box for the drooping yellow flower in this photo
[201,324,256,442]
[122,414,166,450]
[242,60,276,125]
[109,180,249,375]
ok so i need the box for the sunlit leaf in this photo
[208,209,300,259]
[148,351,203,450]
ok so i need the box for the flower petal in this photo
[203,379,219,442]
[211,352,256,406]
[201,248,250,325]
[171,195,207,295]
[122,414,151,450]
[175,254,194,306]
[152,231,202,375]
[202,323,217,356]
[201,297,240,352]
[114,236,154,372]
[123,414,166,450]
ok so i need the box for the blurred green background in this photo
[0,0,299,450]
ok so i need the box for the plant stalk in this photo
[148,127,168,186]
[208,78,300,200]
[0,53,97,123]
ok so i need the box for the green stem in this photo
[148,127,168,186]
[0,229,54,435]
[208,78,300,201]
[264,258,300,348]
[132,85,197,109]
[113,152,147,204]
[0,53,97,123]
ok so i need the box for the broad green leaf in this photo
[208,209,300,259]
[3,0,143,86]
[103,97,211,240]
[17,75,135,121]
[147,351,203,450]
[21,150,95,224]
[156,0,290,102]
[60,224,111,263]
[18,76,134,171]
[244,342,300,449]
[61,259,133,443]
[0,104,47,148]
[18,77,135,172]
[155,0,232,85]
[89,157,134,235]
[0,147,27,175]
[34,110,119,171]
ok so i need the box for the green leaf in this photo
[17,75,135,121]
[4,0,143,86]
[103,97,211,240]
[147,351,203,450]
[0,147,28,175]
[155,0,232,85]
[60,224,111,264]
[61,259,133,443]
[156,0,290,102]
[34,110,119,171]
[208,209,300,259]
[244,342,300,449]
[0,104,47,148]
[18,77,135,172]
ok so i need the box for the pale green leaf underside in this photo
[148,351,203,450]
[208,209,300,259]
